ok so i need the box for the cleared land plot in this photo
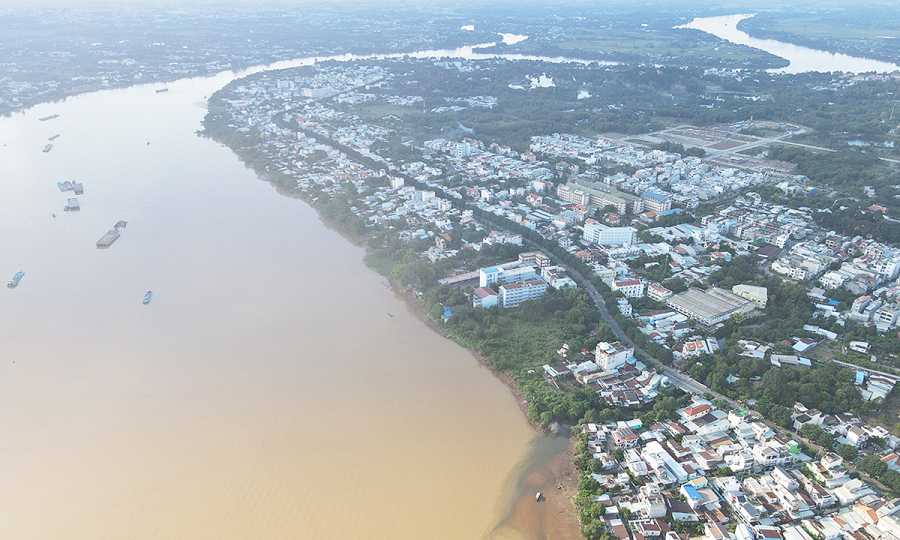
[708,140,745,151]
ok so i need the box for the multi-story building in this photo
[595,341,634,371]
[557,180,643,214]
[875,304,900,328]
[583,221,637,246]
[499,279,548,308]
[472,287,499,308]
[612,279,645,298]
[518,251,551,268]
[641,191,673,213]
[479,264,538,287]
[613,427,639,448]
[647,283,674,302]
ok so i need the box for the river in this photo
[0,63,570,539]
[677,14,900,74]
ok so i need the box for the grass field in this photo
[357,102,419,119]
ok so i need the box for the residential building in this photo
[518,251,551,268]
[499,279,548,308]
[613,279,645,298]
[583,221,638,246]
[479,264,538,287]
[557,180,643,214]
[596,341,634,371]
[648,283,674,302]
[642,191,673,213]
[613,427,640,448]
[472,287,498,308]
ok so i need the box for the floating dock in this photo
[96,229,120,248]
[65,198,79,211]
[73,183,83,195]
[39,114,59,121]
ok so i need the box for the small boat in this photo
[113,220,127,230]
[143,291,152,304]
[43,144,53,153]
[535,492,541,502]
[7,271,24,288]
[48,134,60,141]
[63,181,74,190]
[39,114,59,121]
[57,182,66,191]
[156,88,169,93]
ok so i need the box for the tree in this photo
[836,443,858,462]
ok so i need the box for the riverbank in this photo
[249,158,582,540]
[393,280,580,540]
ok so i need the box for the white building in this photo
[647,283,674,302]
[583,221,637,246]
[479,264,538,287]
[499,279,548,308]
[613,279,646,298]
[595,341,634,371]
[472,287,499,308]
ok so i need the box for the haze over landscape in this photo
[5,2,900,540]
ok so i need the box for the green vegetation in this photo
[653,141,706,158]
[801,424,834,449]
[859,454,900,493]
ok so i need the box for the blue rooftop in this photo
[682,485,701,500]
[657,208,683,217]
[643,192,670,202]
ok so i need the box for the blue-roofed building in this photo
[641,191,673,213]
[656,208,683,218]
[442,306,453,322]
[680,484,703,509]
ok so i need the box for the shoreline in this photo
[255,166,581,540]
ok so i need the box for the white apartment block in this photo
[583,221,637,246]
[499,279,548,308]
[479,264,538,287]
[647,283,674,302]
[612,279,645,298]
[595,341,634,371]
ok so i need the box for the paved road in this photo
[552,256,725,398]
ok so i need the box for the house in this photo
[705,520,733,540]
[614,427,640,448]
[639,485,668,518]
[472,287,499,308]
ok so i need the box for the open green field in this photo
[356,102,419,118]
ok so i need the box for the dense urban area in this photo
[11,1,900,540]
